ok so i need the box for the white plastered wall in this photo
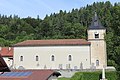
[14,45,91,69]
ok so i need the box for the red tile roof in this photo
[13,39,90,47]
[0,47,13,57]
[0,70,61,80]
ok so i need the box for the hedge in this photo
[58,77,70,80]
[70,71,117,80]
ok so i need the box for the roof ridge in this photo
[26,39,86,41]
[13,39,90,47]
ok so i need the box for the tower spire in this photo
[88,12,105,29]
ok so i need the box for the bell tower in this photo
[87,12,107,69]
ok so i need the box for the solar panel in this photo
[17,72,24,76]
[22,72,31,76]
[0,72,32,77]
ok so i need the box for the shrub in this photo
[70,71,117,80]
[58,77,70,80]
[106,71,117,80]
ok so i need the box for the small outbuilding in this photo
[0,47,13,68]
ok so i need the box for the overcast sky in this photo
[0,0,119,19]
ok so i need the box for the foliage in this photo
[70,71,117,80]
[116,71,120,80]
[106,71,118,80]
[58,77,70,80]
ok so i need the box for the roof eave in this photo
[88,28,106,30]
[1,55,13,57]
[13,44,91,47]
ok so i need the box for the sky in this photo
[0,0,119,19]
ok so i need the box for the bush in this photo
[107,59,117,66]
[70,71,117,80]
[106,71,117,80]
[116,71,120,80]
[58,77,70,80]
[82,72,101,80]
[70,72,83,80]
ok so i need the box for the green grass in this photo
[58,77,70,80]
[58,71,118,80]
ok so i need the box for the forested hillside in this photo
[0,1,120,71]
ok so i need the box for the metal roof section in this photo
[88,12,105,29]
[0,72,32,77]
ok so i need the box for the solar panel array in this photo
[0,72,32,77]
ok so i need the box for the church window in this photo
[95,33,99,38]
[51,55,55,61]
[96,60,99,66]
[20,56,23,61]
[36,56,39,61]
[68,55,72,61]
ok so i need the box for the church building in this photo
[13,13,107,70]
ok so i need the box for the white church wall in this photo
[14,45,91,69]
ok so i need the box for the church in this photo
[13,13,107,70]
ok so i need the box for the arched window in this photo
[96,60,99,66]
[20,56,23,61]
[36,56,39,61]
[51,55,55,61]
[94,32,99,38]
[68,55,72,61]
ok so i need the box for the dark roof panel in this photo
[0,72,32,77]
[0,54,10,72]
[89,12,105,29]
[0,70,61,80]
